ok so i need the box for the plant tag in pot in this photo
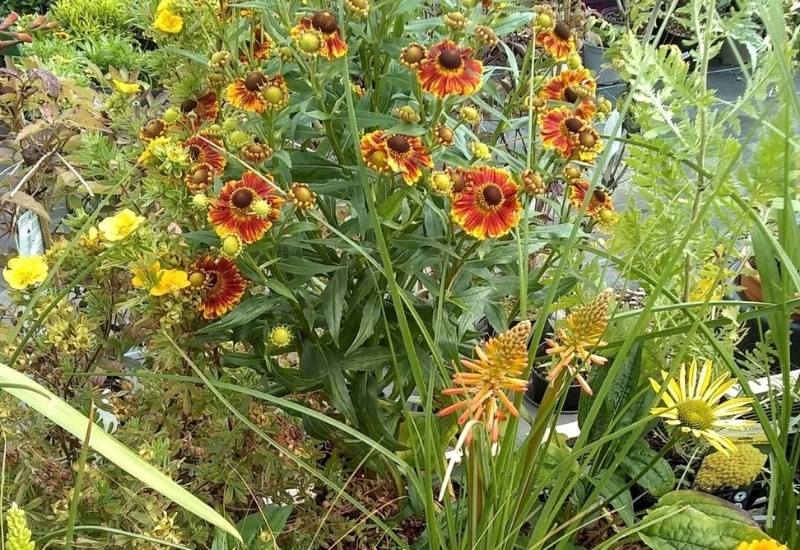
[16,210,44,255]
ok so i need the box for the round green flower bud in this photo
[163,107,181,123]
[191,193,208,209]
[227,130,250,149]
[222,235,242,257]
[567,52,583,70]
[252,199,271,217]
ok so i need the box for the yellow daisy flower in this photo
[111,79,140,94]
[3,255,48,290]
[154,9,184,34]
[98,209,145,242]
[649,359,754,454]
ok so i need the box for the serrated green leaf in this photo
[620,440,675,498]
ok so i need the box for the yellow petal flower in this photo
[98,209,145,242]
[737,539,788,550]
[137,136,171,165]
[111,79,140,94]
[3,255,48,290]
[131,261,162,289]
[156,0,173,12]
[153,9,184,34]
[150,269,190,296]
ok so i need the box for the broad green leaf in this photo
[195,296,270,335]
[288,151,344,181]
[639,491,764,550]
[346,294,382,354]
[619,440,675,498]
[302,343,357,425]
[352,372,406,451]
[0,364,241,541]
[321,269,348,346]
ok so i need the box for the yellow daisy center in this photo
[677,399,714,430]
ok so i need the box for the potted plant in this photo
[582,11,623,86]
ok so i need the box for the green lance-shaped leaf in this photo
[0,364,241,542]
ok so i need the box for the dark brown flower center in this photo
[563,86,579,103]
[142,119,164,138]
[192,166,209,183]
[311,10,339,34]
[451,173,467,193]
[188,145,201,161]
[439,49,463,70]
[180,99,198,113]
[404,45,425,63]
[482,184,503,206]
[387,134,411,153]
[232,188,254,208]
[293,185,313,202]
[592,189,607,202]
[579,129,596,147]
[244,71,267,92]
[565,117,583,133]
[554,21,571,41]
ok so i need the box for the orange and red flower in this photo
[536,21,576,59]
[181,91,219,130]
[538,68,597,120]
[417,40,483,98]
[539,107,602,161]
[191,256,247,319]
[226,71,269,113]
[568,179,614,218]
[359,131,433,185]
[184,134,226,173]
[292,11,347,60]
[241,26,272,61]
[208,171,284,244]
[451,166,522,239]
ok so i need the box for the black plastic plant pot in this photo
[526,367,582,414]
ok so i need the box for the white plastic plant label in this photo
[15,210,44,256]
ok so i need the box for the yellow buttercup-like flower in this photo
[3,255,48,290]
[111,79,140,94]
[137,136,171,165]
[98,209,145,242]
[150,269,190,296]
[156,0,173,12]
[153,9,184,34]
[737,539,788,550]
[131,262,162,289]
[649,359,754,454]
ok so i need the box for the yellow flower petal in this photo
[153,9,184,34]
[2,255,48,290]
[98,209,145,242]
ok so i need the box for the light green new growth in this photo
[5,503,35,550]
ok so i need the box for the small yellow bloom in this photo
[3,255,48,290]
[737,539,788,550]
[470,140,491,160]
[269,326,293,347]
[156,0,173,12]
[98,209,145,242]
[137,136,171,165]
[153,9,184,34]
[150,269,190,296]
[78,227,102,249]
[111,79,140,94]
[131,261,162,289]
